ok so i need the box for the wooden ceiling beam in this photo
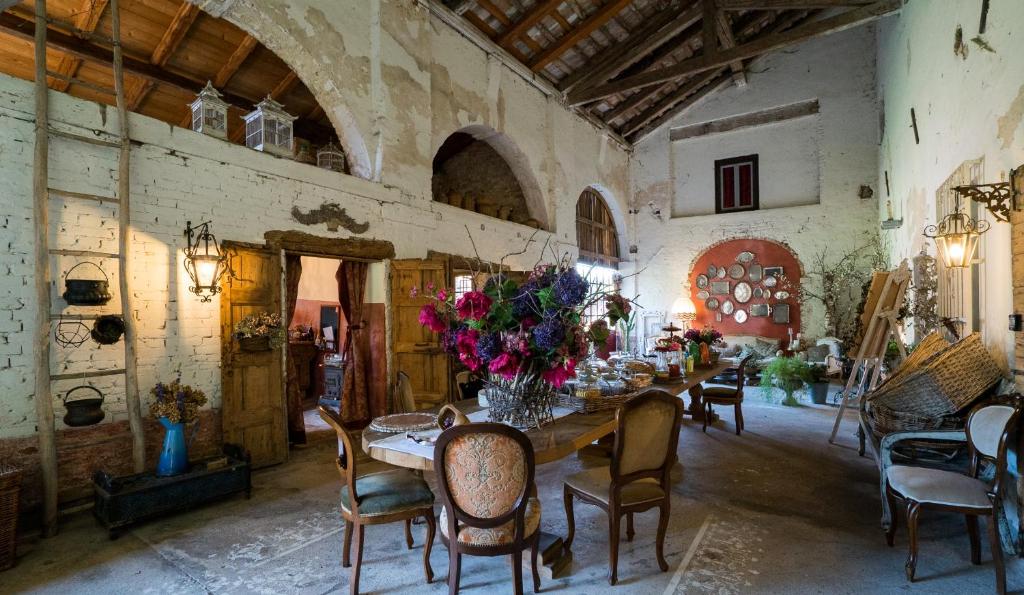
[569,0,899,105]
[497,0,561,48]
[715,11,746,86]
[618,68,723,135]
[229,71,300,142]
[179,33,258,127]
[558,3,700,94]
[528,0,633,72]
[718,0,873,8]
[623,69,731,138]
[702,0,718,60]
[477,0,512,26]
[47,0,109,92]
[126,1,201,110]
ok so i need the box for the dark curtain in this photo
[285,255,306,444]
[338,261,371,424]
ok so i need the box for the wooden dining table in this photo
[359,360,733,577]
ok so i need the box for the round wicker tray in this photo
[369,412,437,433]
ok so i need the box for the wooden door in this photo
[391,258,450,409]
[221,243,287,467]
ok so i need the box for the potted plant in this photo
[233,312,285,351]
[759,356,812,406]
[808,363,830,405]
[150,377,208,476]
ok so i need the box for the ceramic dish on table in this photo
[369,412,438,433]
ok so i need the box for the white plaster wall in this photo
[876,0,1024,372]
[628,26,880,338]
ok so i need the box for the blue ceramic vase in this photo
[156,417,188,476]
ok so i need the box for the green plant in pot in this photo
[808,363,830,405]
[759,356,813,406]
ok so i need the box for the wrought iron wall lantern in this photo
[184,221,228,302]
[923,167,1020,269]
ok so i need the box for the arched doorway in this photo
[432,125,548,230]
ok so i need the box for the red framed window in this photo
[715,155,759,214]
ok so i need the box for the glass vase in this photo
[485,374,556,429]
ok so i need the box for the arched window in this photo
[576,188,620,268]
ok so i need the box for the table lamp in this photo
[670,294,697,332]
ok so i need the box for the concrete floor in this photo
[5,388,1023,594]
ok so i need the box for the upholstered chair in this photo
[434,423,541,595]
[318,406,436,595]
[702,354,755,435]
[395,371,418,413]
[563,389,684,585]
[885,401,1021,594]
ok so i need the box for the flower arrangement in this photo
[606,293,637,352]
[684,325,723,346]
[149,376,207,424]
[586,319,610,345]
[653,336,684,352]
[232,311,285,348]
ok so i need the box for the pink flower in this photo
[418,304,447,333]
[542,360,576,388]
[455,291,492,321]
[436,289,448,301]
[456,329,482,371]
[488,352,521,379]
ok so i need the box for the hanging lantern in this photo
[188,81,229,139]
[316,140,347,173]
[184,221,228,302]
[923,194,989,269]
[242,96,297,157]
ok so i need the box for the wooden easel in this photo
[828,260,911,444]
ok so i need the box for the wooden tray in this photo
[369,412,437,433]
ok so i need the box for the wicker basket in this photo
[559,389,643,414]
[871,331,950,395]
[867,402,964,440]
[0,466,21,571]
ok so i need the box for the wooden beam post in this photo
[568,0,900,105]
[715,11,747,86]
[527,0,633,72]
[702,0,719,60]
[111,0,145,474]
[32,0,59,539]
[126,1,201,110]
[497,0,561,48]
[45,0,108,92]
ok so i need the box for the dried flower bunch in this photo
[150,376,207,424]
[232,311,285,347]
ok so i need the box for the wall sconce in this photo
[923,168,1019,269]
[184,221,228,302]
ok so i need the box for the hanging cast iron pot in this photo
[62,261,112,306]
[91,315,125,345]
[63,385,105,427]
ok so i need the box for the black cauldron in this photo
[63,385,105,427]
[91,315,125,345]
[63,261,112,306]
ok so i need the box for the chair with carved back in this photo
[433,423,541,595]
[395,371,418,413]
[563,389,684,585]
[318,405,436,595]
[702,354,755,435]
[884,401,1021,594]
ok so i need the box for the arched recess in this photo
[576,185,628,268]
[687,238,804,342]
[431,125,550,231]
[198,0,373,179]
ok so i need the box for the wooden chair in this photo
[884,401,1021,594]
[702,354,755,435]
[434,423,541,595]
[318,405,436,595]
[563,389,684,585]
[395,371,417,413]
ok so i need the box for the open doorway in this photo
[284,255,389,446]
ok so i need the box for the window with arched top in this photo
[576,188,620,268]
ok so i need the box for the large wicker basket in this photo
[0,466,21,571]
[559,389,643,414]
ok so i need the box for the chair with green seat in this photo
[702,354,755,435]
[563,389,684,585]
[318,405,436,595]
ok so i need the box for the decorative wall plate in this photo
[697,289,710,300]
[715,266,727,279]
[728,264,745,279]
[764,266,784,278]
[696,274,709,289]
[748,264,763,282]
[775,290,790,300]
[753,287,763,299]
[750,304,770,317]
[716,312,723,322]
[763,276,778,288]
[772,303,791,324]
[707,265,718,276]
[710,280,730,295]
[721,300,735,315]
[734,309,748,323]
[733,282,752,303]
[705,297,720,310]
[736,251,755,264]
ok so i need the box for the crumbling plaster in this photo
[876,0,1024,371]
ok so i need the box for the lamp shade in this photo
[184,221,228,302]
[924,208,988,269]
[671,295,697,320]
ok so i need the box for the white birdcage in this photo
[242,96,297,157]
[188,81,228,139]
[316,140,346,172]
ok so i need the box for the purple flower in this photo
[533,317,566,351]
[511,284,541,318]
[553,269,589,307]
[476,332,503,363]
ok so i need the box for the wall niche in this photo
[432,132,541,228]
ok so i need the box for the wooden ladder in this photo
[31,0,144,537]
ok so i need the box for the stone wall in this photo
[432,140,532,225]
[876,0,1024,372]
[626,26,880,340]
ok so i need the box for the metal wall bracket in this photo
[953,167,1020,223]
